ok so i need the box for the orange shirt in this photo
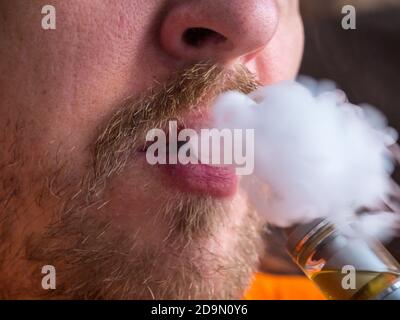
[244,272,325,300]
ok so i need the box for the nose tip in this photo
[160,0,279,64]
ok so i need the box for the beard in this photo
[0,62,264,299]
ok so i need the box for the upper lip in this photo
[139,109,213,153]
[139,122,186,153]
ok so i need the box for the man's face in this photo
[0,0,303,299]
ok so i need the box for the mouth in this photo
[163,162,237,198]
[138,111,238,198]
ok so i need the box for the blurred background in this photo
[260,0,400,275]
[300,0,400,130]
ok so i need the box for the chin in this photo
[28,167,264,299]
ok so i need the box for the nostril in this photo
[182,27,227,48]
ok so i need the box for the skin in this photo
[0,0,304,299]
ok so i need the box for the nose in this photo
[160,0,279,64]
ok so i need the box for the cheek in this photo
[247,10,304,84]
[0,0,164,168]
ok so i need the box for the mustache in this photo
[92,62,259,179]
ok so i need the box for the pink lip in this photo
[163,163,238,198]
[168,111,238,197]
[139,109,238,198]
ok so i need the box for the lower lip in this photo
[137,110,238,197]
[163,163,238,198]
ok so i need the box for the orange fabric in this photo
[244,272,326,300]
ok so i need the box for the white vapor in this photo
[212,76,400,238]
